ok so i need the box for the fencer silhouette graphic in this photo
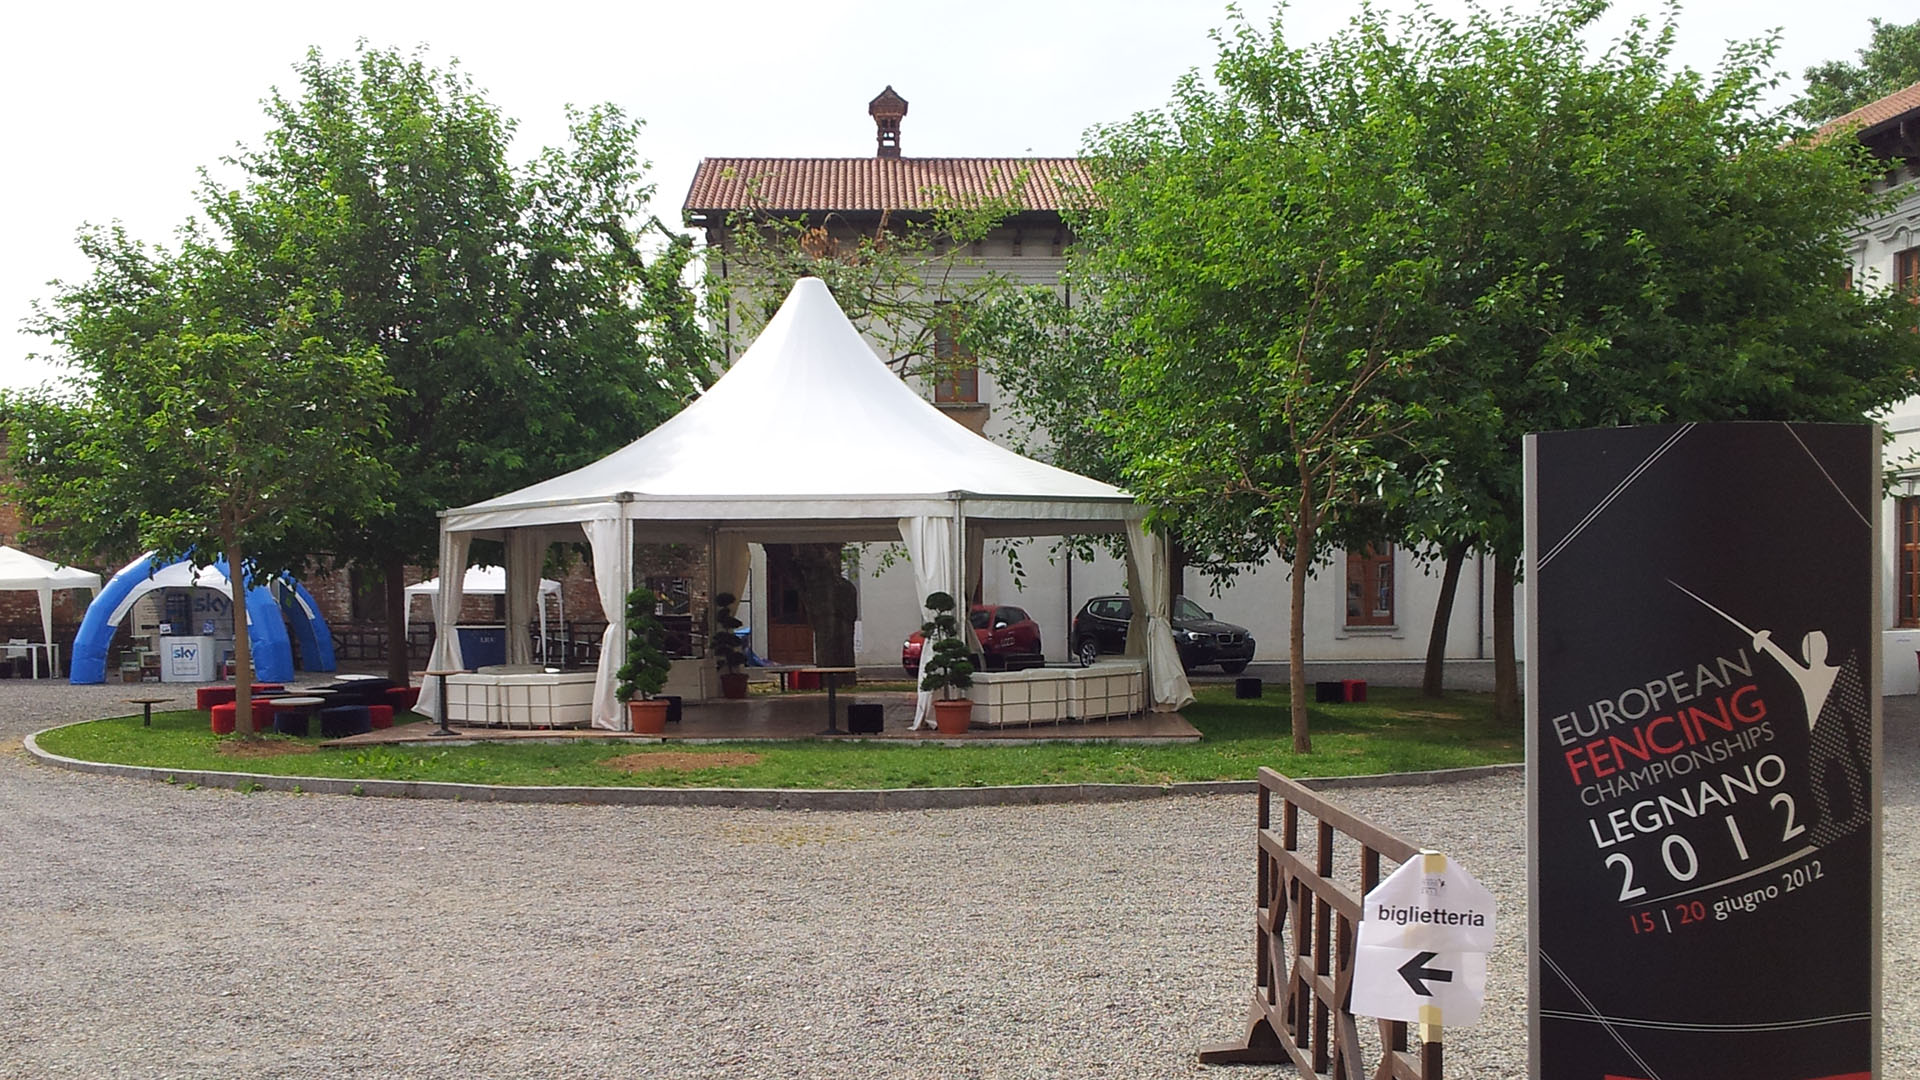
[1672,581,1868,847]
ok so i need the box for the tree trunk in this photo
[1421,540,1470,699]
[778,543,857,668]
[1168,534,1189,607]
[383,552,411,684]
[1492,555,1520,726]
[1289,489,1316,755]
[224,533,257,736]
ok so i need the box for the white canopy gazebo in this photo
[421,277,1192,729]
[404,565,565,663]
[0,544,101,652]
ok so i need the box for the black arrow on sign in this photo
[1398,951,1454,996]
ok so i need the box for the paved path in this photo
[0,680,1911,1078]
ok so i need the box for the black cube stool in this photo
[319,704,373,738]
[1315,681,1345,703]
[1234,677,1262,699]
[847,702,884,734]
[272,711,310,737]
[661,695,682,724]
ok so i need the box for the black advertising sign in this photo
[1525,423,1881,1080]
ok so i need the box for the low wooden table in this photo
[264,695,326,736]
[799,667,858,735]
[125,696,171,728]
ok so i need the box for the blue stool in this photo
[319,705,373,738]
[272,711,310,737]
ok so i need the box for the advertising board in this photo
[1524,422,1880,1080]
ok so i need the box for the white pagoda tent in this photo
[421,277,1191,728]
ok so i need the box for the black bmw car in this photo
[1071,594,1256,673]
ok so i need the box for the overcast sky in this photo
[0,0,1895,391]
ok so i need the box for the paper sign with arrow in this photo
[1350,852,1495,1028]
[1351,944,1488,1027]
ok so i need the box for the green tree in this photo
[1053,0,1920,736]
[207,45,713,681]
[1793,17,1920,125]
[9,230,395,733]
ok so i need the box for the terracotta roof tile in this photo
[1817,78,1920,141]
[683,158,1095,218]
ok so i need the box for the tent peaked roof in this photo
[446,276,1138,532]
[0,545,101,592]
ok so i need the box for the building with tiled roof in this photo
[681,87,1088,435]
[678,88,1117,669]
[674,88,1495,677]
[1818,78,1920,157]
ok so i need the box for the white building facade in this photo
[1839,83,1920,694]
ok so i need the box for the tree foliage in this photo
[1038,0,1920,739]
[1792,17,1920,125]
[199,44,716,679]
[9,228,396,730]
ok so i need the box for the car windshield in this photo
[969,610,990,629]
[1173,597,1210,621]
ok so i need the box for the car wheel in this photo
[1075,637,1099,667]
[1220,661,1249,675]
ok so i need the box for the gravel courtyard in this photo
[0,681,1912,1079]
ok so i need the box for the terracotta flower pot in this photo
[720,672,750,700]
[933,698,973,735]
[628,699,670,734]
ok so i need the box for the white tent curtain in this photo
[416,530,473,719]
[1125,519,1195,711]
[900,514,953,730]
[714,532,751,620]
[505,532,542,666]
[585,517,628,730]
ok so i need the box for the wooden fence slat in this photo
[1199,771,1442,1079]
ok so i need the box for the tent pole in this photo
[952,499,967,617]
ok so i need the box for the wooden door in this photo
[765,556,814,664]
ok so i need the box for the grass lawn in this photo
[31,685,1520,790]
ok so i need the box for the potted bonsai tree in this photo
[919,590,975,734]
[616,586,673,733]
[711,591,749,699]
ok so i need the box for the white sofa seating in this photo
[445,666,597,728]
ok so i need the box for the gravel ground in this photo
[0,680,1912,1079]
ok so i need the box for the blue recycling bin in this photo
[455,625,507,668]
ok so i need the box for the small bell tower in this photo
[868,86,908,158]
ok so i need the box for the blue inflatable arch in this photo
[69,553,337,684]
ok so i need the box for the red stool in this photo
[212,698,282,735]
[1341,678,1368,703]
[387,686,421,711]
[196,686,237,711]
[367,704,394,730]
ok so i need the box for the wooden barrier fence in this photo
[1199,767,1442,1079]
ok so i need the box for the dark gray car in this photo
[1071,594,1256,673]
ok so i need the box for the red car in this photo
[901,603,1045,674]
